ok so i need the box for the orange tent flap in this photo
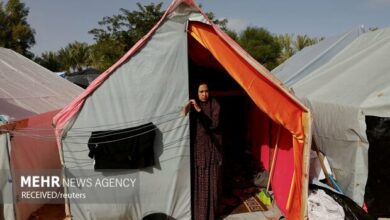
[189,22,304,139]
[188,22,309,219]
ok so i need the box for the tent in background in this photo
[272,27,390,216]
[0,47,83,220]
[64,68,102,89]
[53,0,311,219]
[0,48,83,121]
[273,26,366,87]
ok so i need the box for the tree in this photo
[238,27,281,70]
[121,2,164,47]
[88,2,233,71]
[276,33,323,65]
[89,38,122,71]
[89,2,164,70]
[204,11,228,30]
[57,41,91,72]
[0,3,6,38]
[200,4,239,40]
[276,33,294,64]
[225,29,239,41]
[211,14,239,41]
[68,41,91,72]
[0,0,35,58]
[293,34,318,52]
[34,51,62,72]
[197,3,229,30]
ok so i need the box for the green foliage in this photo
[205,11,228,30]
[198,3,228,30]
[0,0,35,58]
[35,41,91,72]
[89,38,123,71]
[88,2,164,70]
[34,51,62,72]
[33,1,322,74]
[276,33,294,64]
[293,34,318,51]
[238,27,281,70]
[276,33,322,64]
[121,3,164,44]
[81,1,322,71]
[58,41,91,72]
[225,29,239,41]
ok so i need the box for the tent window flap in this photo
[88,122,157,169]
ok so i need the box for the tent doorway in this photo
[52,3,310,219]
[365,116,390,218]
[188,34,269,217]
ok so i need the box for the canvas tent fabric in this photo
[53,0,311,219]
[273,26,366,87]
[0,131,15,220]
[272,27,390,207]
[4,111,62,220]
[0,47,83,121]
[188,23,311,219]
[0,48,83,220]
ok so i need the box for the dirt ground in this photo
[28,204,65,220]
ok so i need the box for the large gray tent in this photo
[272,27,390,210]
[0,48,83,121]
[53,0,312,219]
[0,47,82,220]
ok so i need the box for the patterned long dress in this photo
[191,98,222,220]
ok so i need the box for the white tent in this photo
[0,47,83,220]
[273,27,390,208]
[273,26,366,87]
[0,47,83,121]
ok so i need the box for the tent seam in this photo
[247,77,255,91]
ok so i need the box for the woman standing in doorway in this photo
[186,82,223,220]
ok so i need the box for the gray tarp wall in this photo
[0,133,15,220]
[273,27,390,206]
[0,48,83,121]
[60,8,195,220]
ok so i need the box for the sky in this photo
[21,0,390,56]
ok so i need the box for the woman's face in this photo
[198,84,209,102]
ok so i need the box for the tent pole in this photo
[301,112,311,219]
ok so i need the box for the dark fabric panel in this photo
[365,116,390,218]
[88,122,156,170]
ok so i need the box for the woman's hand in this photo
[189,99,202,112]
[181,99,201,116]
